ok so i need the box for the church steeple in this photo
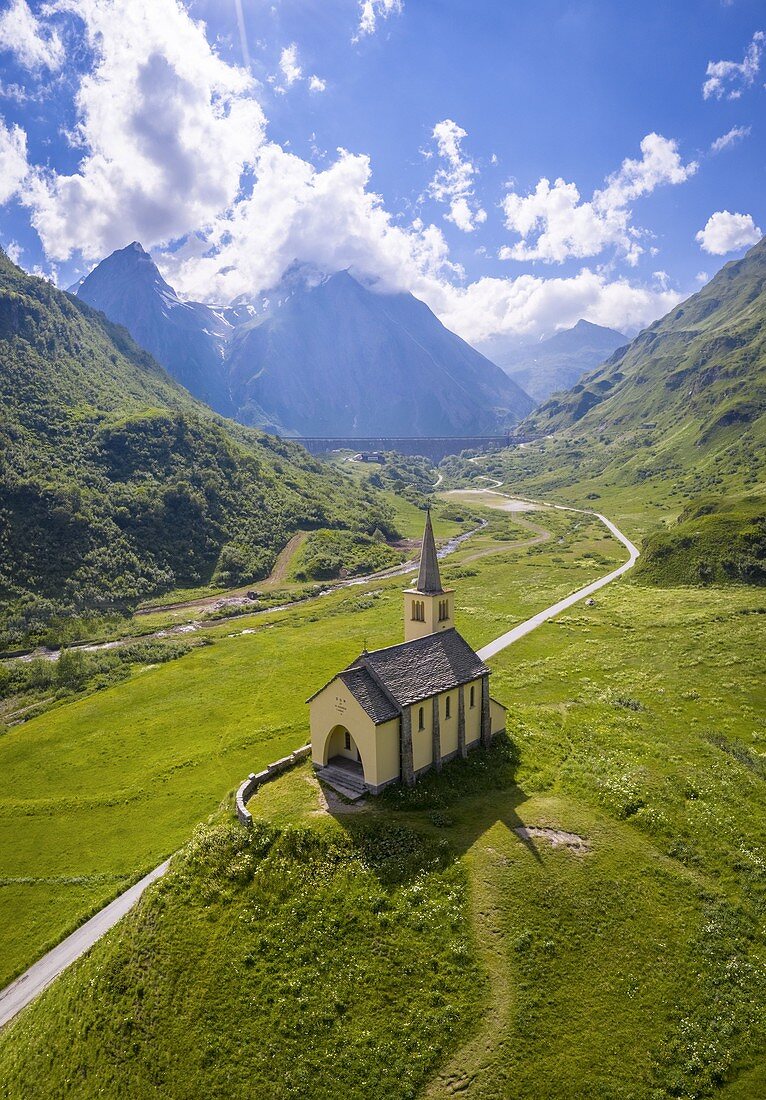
[416,508,444,594]
[404,509,455,641]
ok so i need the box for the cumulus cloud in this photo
[0,0,65,71]
[160,141,679,346]
[426,119,487,233]
[703,31,764,100]
[162,142,456,303]
[500,133,697,265]
[0,116,28,203]
[710,125,751,154]
[355,0,403,41]
[8,0,682,346]
[4,239,23,264]
[271,44,325,94]
[23,0,264,262]
[695,210,762,254]
[422,268,682,345]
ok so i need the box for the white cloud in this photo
[500,133,697,265]
[272,44,325,94]
[0,0,64,71]
[162,142,456,303]
[279,43,302,87]
[695,210,762,254]
[159,142,679,347]
[710,125,751,154]
[11,0,681,348]
[423,268,682,345]
[427,119,487,233]
[23,0,265,262]
[3,238,23,264]
[0,116,28,203]
[703,31,764,100]
[355,0,403,41]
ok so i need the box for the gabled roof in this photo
[338,665,399,724]
[360,628,488,710]
[307,628,489,723]
[416,508,443,594]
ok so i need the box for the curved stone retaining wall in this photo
[236,744,312,827]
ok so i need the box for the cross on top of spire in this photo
[416,508,444,594]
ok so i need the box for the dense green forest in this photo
[0,251,394,649]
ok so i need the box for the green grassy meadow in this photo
[0,501,618,988]
[1,572,764,1097]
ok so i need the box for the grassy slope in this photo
[523,238,766,470]
[634,496,766,587]
[1,577,764,1098]
[440,241,766,546]
[2,286,765,1094]
[0,502,616,986]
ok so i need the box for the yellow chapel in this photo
[308,510,507,797]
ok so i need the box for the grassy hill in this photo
[1,575,764,1098]
[524,237,766,448]
[0,500,616,991]
[634,497,766,587]
[0,251,392,649]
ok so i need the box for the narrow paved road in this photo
[0,860,170,1031]
[0,496,638,1031]
[477,499,640,661]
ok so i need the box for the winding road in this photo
[0,494,639,1031]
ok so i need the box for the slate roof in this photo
[416,508,443,594]
[308,628,490,724]
[338,665,399,724]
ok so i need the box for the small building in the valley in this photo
[308,510,506,795]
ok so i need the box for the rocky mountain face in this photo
[226,270,535,435]
[75,248,535,436]
[75,243,234,416]
[478,319,627,402]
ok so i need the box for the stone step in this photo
[320,768,366,792]
[316,765,368,801]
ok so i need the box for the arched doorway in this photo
[321,724,367,786]
[323,724,361,765]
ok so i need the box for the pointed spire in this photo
[416,508,443,594]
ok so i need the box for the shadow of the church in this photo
[320,736,544,887]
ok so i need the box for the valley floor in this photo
[0,486,764,1098]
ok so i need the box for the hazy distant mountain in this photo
[75,243,234,416]
[75,248,535,436]
[226,270,535,436]
[478,319,627,402]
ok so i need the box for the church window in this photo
[344,731,351,751]
[445,695,451,719]
[470,685,475,708]
[418,706,425,730]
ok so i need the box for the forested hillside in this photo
[0,252,393,648]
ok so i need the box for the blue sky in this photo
[0,0,763,344]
